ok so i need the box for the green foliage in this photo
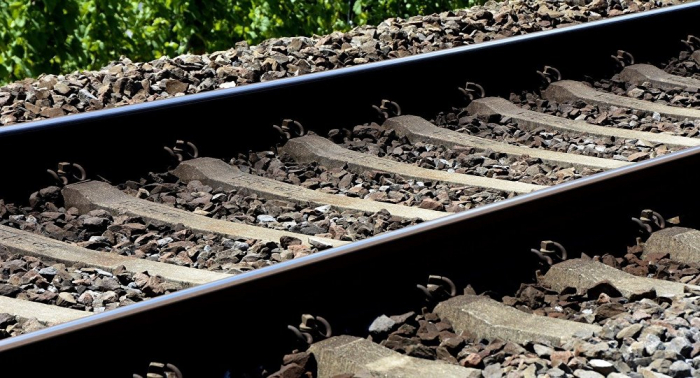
[0,0,481,84]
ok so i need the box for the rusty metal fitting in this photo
[273,119,305,142]
[47,162,87,186]
[417,275,457,301]
[611,50,635,68]
[632,209,665,235]
[458,82,486,102]
[372,99,402,120]
[682,35,700,51]
[530,240,567,265]
[164,140,199,163]
[133,362,183,378]
[288,314,332,346]
[536,66,561,87]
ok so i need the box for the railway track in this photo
[0,2,700,376]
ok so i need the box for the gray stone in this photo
[641,368,673,378]
[522,364,537,378]
[534,344,554,357]
[483,363,503,378]
[644,334,662,355]
[609,374,631,378]
[548,368,566,378]
[314,205,331,213]
[82,216,108,227]
[617,323,644,339]
[573,369,605,378]
[628,88,646,98]
[38,266,58,278]
[669,360,691,378]
[641,325,667,340]
[589,359,615,375]
[233,241,249,251]
[666,337,692,357]
[369,315,396,334]
[256,214,277,223]
[614,360,631,374]
[649,359,672,375]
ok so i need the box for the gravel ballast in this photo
[665,51,700,79]
[432,98,682,163]
[0,187,313,274]
[511,90,700,141]
[233,150,514,213]
[338,122,601,186]
[589,76,700,110]
[0,0,684,127]
[121,172,423,243]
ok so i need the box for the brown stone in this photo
[163,79,189,95]
[461,353,483,368]
[40,107,65,118]
[550,350,573,367]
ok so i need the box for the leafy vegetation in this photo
[0,0,480,84]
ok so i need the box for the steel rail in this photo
[0,4,699,376]
[3,130,700,376]
[0,3,698,199]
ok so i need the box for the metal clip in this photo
[327,128,353,143]
[530,240,567,266]
[133,362,183,378]
[417,275,457,302]
[682,35,700,52]
[631,209,665,235]
[458,82,486,102]
[47,162,86,186]
[287,314,332,346]
[536,66,562,87]
[164,140,199,163]
[611,50,635,68]
[372,99,402,120]
[273,119,305,143]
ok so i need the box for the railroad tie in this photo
[433,295,601,347]
[384,115,628,171]
[619,64,700,92]
[643,227,700,264]
[468,97,700,148]
[540,258,695,298]
[542,80,700,122]
[0,296,88,326]
[62,181,346,249]
[280,135,546,194]
[172,158,447,221]
[0,224,229,286]
[308,335,480,378]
